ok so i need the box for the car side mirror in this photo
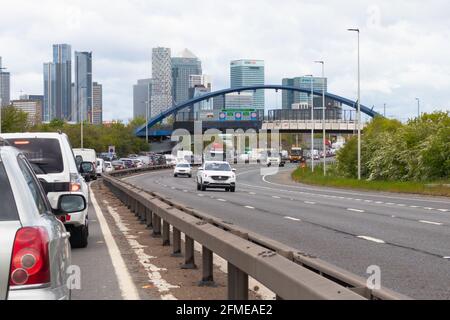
[54,194,86,215]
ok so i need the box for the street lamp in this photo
[415,98,420,118]
[348,28,361,180]
[0,64,7,134]
[304,74,314,172]
[315,60,326,175]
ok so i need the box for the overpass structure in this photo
[135,85,380,137]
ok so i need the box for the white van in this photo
[96,158,104,176]
[1,132,90,248]
[73,148,97,181]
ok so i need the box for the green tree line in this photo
[1,107,149,157]
[335,111,450,182]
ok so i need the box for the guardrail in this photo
[102,166,410,300]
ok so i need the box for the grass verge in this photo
[291,166,450,197]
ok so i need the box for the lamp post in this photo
[348,28,361,180]
[0,64,7,134]
[304,74,314,172]
[415,98,420,118]
[315,60,326,175]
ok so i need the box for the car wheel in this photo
[174,174,177,177]
[230,187,236,192]
[188,174,192,178]
[225,187,230,192]
[70,224,88,248]
[197,182,201,190]
[201,183,206,191]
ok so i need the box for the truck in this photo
[289,146,305,163]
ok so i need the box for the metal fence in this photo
[102,165,410,300]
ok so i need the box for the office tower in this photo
[171,49,202,105]
[230,59,265,110]
[225,92,253,109]
[133,79,152,119]
[0,57,11,107]
[74,51,93,123]
[189,74,211,92]
[151,47,172,118]
[281,76,327,109]
[43,44,72,121]
[11,98,42,125]
[92,82,102,125]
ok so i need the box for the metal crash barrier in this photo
[102,166,410,300]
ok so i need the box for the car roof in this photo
[204,161,229,164]
[0,146,21,159]
[0,132,66,139]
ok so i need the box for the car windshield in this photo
[0,159,19,221]
[205,163,231,171]
[7,138,64,174]
[177,163,190,168]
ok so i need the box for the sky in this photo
[0,0,449,122]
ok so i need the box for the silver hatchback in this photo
[0,145,86,300]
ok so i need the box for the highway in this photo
[124,163,450,300]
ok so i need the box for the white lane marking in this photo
[364,200,373,203]
[90,192,140,300]
[347,208,365,213]
[249,192,256,195]
[183,190,188,193]
[424,207,434,210]
[438,209,449,212]
[245,206,255,209]
[375,201,384,204]
[409,205,419,208]
[284,216,301,222]
[171,187,176,190]
[272,196,281,199]
[443,256,450,260]
[217,198,227,202]
[397,204,406,207]
[419,220,443,226]
[304,201,316,205]
[357,236,385,244]
[386,203,395,205]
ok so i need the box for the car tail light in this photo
[9,227,50,286]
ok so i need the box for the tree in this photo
[1,106,30,133]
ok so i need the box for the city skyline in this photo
[1,0,449,122]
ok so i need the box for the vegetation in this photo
[292,111,449,196]
[1,106,148,157]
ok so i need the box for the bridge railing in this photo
[102,165,409,300]
[265,109,356,122]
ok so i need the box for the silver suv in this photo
[0,145,86,300]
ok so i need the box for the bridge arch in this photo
[136,85,379,135]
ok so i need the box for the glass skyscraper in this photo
[282,76,327,109]
[43,44,72,121]
[171,49,202,105]
[0,57,10,108]
[151,47,172,118]
[74,51,93,123]
[230,59,265,111]
[133,78,152,119]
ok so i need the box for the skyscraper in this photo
[230,59,265,111]
[43,44,72,121]
[151,47,172,118]
[0,57,11,107]
[74,51,92,123]
[282,76,327,109]
[171,49,202,105]
[92,82,103,125]
[133,78,152,119]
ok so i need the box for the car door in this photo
[16,155,71,296]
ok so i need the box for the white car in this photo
[1,132,90,248]
[96,158,104,176]
[174,162,192,177]
[104,161,114,173]
[197,161,236,192]
[264,153,281,167]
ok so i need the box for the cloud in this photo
[0,0,449,121]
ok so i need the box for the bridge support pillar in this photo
[181,236,197,269]
[152,214,161,237]
[199,246,215,287]
[227,262,248,300]
[162,220,170,246]
[172,228,182,257]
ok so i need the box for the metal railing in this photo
[102,166,410,300]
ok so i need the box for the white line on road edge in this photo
[245,206,255,209]
[284,216,301,222]
[90,191,140,300]
[419,220,443,226]
[347,208,365,213]
[357,236,385,244]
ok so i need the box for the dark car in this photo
[112,160,125,170]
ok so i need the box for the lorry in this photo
[289,146,305,163]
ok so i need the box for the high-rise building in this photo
[43,44,72,121]
[74,51,92,123]
[92,82,102,125]
[11,99,42,125]
[133,78,152,119]
[225,92,253,109]
[230,59,265,111]
[282,76,327,109]
[189,74,211,91]
[171,49,202,105]
[0,57,11,107]
[151,47,172,118]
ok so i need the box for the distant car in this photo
[133,159,144,168]
[104,161,114,173]
[119,158,135,169]
[112,160,125,170]
[0,145,86,300]
[165,154,177,166]
[264,152,282,167]
[96,158,104,176]
[197,161,236,192]
[174,162,192,177]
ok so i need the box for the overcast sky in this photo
[1,0,449,121]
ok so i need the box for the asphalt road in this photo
[124,163,450,300]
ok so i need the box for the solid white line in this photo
[357,236,385,244]
[90,191,140,300]
[245,206,255,209]
[419,220,443,226]
[284,216,301,222]
[348,208,365,213]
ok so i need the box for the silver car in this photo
[0,145,86,300]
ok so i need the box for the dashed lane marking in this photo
[272,196,281,199]
[304,201,316,205]
[284,216,301,222]
[419,220,443,226]
[347,208,365,213]
[357,236,385,244]
[245,206,255,209]
[217,199,227,202]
